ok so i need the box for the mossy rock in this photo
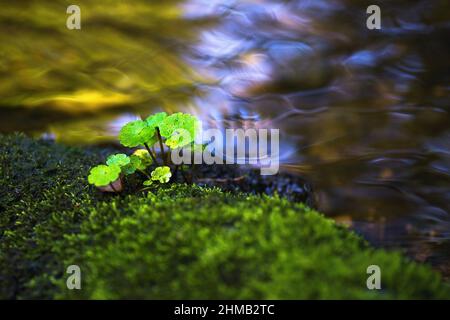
[0,134,449,299]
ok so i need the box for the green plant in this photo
[144,166,172,185]
[88,164,121,187]
[88,112,201,192]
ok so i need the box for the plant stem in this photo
[173,165,179,181]
[166,150,171,165]
[179,165,189,183]
[156,127,167,165]
[150,148,158,163]
[138,169,151,179]
[191,164,197,183]
[109,182,118,193]
[144,143,158,165]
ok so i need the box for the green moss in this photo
[1,134,449,299]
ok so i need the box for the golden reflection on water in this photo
[0,0,209,127]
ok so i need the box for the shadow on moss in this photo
[1,133,449,299]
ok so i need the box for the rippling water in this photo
[1,0,449,276]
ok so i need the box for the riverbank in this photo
[0,134,449,299]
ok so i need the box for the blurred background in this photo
[0,0,449,277]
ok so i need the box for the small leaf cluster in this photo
[88,151,151,187]
[88,112,200,191]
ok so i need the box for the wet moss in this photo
[1,134,449,299]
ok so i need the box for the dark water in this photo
[1,0,449,276]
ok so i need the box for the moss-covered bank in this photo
[0,134,449,299]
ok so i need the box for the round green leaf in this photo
[143,179,153,186]
[88,164,121,187]
[118,120,156,147]
[132,149,153,167]
[125,155,146,173]
[106,153,130,167]
[159,113,200,147]
[165,128,193,149]
[150,166,172,183]
[145,112,167,130]
[158,113,190,137]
